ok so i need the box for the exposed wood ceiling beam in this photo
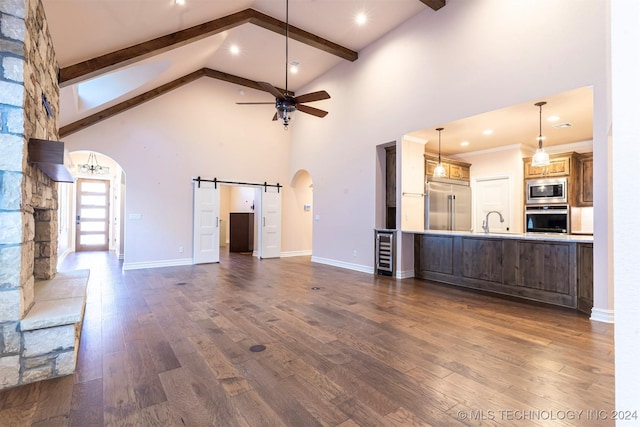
[248,10,358,62]
[418,0,446,11]
[59,68,287,138]
[58,8,358,88]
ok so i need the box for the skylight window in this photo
[76,61,170,112]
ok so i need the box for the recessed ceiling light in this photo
[482,129,493,135]
[229,45,240,55]
[547,115,560,122]
[460,141,470,147]
[175,0,185,5]
[289,60,300,74]
[355,12,367,26]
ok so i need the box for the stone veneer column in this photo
[0,0,61,389]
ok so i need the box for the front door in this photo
[76,178,110,251]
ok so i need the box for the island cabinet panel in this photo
[461,238,503,283]
[416,235,454,274]
[577,243,594,314]
[414,234,589,310]
[517,242,572,294]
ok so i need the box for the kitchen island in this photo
[413,231,593,313]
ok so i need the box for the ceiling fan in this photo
[236,0,330,129]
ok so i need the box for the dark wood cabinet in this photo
[229,213,254,252]
[385,146,396,208]
[522,151,593,207]
[414,233,592,310]
[385,146,397,229]
[575,153,594,206]
[577,243,594,314]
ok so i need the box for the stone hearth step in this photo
[21,269,90,331]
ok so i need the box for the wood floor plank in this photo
[0,250,614,426]
[102,351,138,424]
[30,375,74,425]
[68,378,103,427]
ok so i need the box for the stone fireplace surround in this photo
[1,0,87,389]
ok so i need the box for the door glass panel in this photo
[80,235,106,245]
[80,195,107,206]
[81,208,106,219]
[80,181,107,193]
[80,222,106,232]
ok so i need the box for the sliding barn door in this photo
[258,187,281,259]
[193,181,220,264]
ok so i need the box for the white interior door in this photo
[193,181,220,264]
[258,187,281,259]
[474,177,511,232]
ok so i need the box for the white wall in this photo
[63,78,308,268]
[611,0,640,412]
[455,145,526,233]
[290,0,610,310]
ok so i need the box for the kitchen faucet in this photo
[482,211,504,233]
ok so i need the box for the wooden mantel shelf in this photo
[28,138,74,183]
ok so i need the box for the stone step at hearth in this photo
[21,270,90,331]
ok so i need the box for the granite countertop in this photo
[408,229,594,243]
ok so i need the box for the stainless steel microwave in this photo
[525,177,567,205]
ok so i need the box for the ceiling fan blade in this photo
[272,112,278,121]
[236,102,275,105]
[293,90,331,104]
[297,104,329,118]
[258,82,285,99]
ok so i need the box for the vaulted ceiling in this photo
[41,0,445,136]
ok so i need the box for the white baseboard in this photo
[311,256,374,274]
[56,248,73,265]
[280,250,312,258]
[122,258,193,271]
[396,269,415,279]
[590,308,614,323]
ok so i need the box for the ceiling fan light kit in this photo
[236,0,330,129]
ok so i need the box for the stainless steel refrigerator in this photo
[425,181,472,231]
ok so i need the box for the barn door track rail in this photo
[193,176,281,193]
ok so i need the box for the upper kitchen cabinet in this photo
[385,146,397,208]
[574,152,593,206]
[425,154,471,182]
[523,151,593,207]
[523,152,574,178]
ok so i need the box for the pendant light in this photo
[531,101,550,167]
[433,127,447,178]
[78,152,108,175]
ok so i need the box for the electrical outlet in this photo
[178,246,184,253]
[353,250,357,257]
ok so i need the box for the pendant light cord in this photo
[438,132,441,162]
[536,101,546,149]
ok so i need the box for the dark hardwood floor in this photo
[0,250,614,426]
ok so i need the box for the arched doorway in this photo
[62,151,126,258]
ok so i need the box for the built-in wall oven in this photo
[526,177,567,205]
[525,205,569,233]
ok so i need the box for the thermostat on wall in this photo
[304,204,311,211]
